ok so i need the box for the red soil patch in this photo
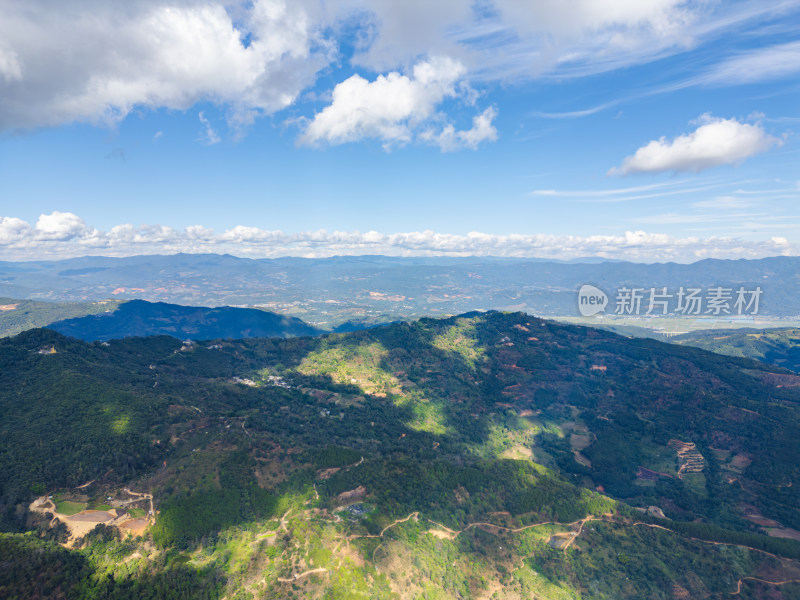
[765,528,800,541]
[316,467,341,480]
[120,518,149,536]
[743,512,781,528]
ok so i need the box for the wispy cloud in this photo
[529,102,619,119]
[530,179,734,203]
[692,195,757,209]
[632,211,762,225]
[697,40,800,86]
[532,181,691,197]
[198,112,221,145]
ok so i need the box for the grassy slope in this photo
[674,327,800,372]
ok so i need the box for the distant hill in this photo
[673,327,800,373]
[46,299,322,341]
[331,316,400,333]
[0,297,121,337]
[1,253,799,324]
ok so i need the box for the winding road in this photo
[730,577,800,595]
[277,567,328,583]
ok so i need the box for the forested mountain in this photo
[0,297,121,338]
[45,299,322,341]
[673,327,800,373]
[2,312,800,599]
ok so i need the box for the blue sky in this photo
[1,0,799,262]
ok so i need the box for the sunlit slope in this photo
[674,327,800,373]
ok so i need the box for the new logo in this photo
[578,284,608,316]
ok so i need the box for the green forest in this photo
[2,312,800,599]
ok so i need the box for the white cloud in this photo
[609,115,781,175]
[0,217,31,243]
[299,56,491,149]
[35,212,90,241]
[186,225,215,239]
[421,107,499,152]
[339,0,475,71]
[2,212,800,262]
[2,1,795,135]
[0,0,327,131]
[221,225,284,243]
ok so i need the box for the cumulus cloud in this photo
[1,212,799,263]
[35,212,91,241]
[299,56,483,149]
[0,0,327,131]
[0,211,99,245]
[221,225,285,243]
[609,115,781,175]
[0,217,31,243]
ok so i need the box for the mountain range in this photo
[2,311,800,599]
[1,254,799,326]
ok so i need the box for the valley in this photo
[4,254,800,330]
